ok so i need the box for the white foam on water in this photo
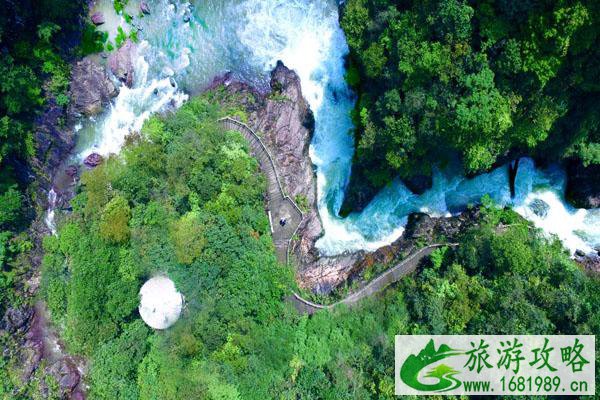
[44,188,58,235]
[514,190,596,254]
[76,0,600,257]
[79,41,188,160]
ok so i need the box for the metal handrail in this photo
[292,243,459,311]
[219,117,305,265]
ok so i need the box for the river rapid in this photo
[71,0,600,256]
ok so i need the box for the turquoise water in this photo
[77,0,600,256]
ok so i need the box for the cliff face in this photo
[214,62,324,264]
[34,55,117,194]
[214,63,485,294]
[249,62,323,266]
[6,55,115,400]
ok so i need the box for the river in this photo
[68,0,600,256]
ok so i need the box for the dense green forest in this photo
[341,0,600,202]
[0,0,86,306]
[36,95,598,399]
[1,0,599,398]
[0,1,86,392]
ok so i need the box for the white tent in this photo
[139,276,183,329]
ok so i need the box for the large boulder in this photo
[91,12,105,25]
[84,152,104,168]
[45,359,81,394]
[70,57,118,116]
[109,39,137,88]
[251,61,321,264]
[0,306,33,333]
[566,160,600,209]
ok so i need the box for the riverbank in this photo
[207,59,600,297]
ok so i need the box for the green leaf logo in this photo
[400,339,464,392]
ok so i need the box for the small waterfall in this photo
[78,41,188,161]
[45,188,58,235]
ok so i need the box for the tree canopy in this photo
[341,0,600,205]
[38,94,600,399]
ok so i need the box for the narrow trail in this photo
[220,117,457,314]
[291,243,458,314]
[219,117,303,265]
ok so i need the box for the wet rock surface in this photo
[83,152,104,168]
[65,165,78,178]
[33,97,77,189]
[300,209,481,292]
[140,1,150,14]
[70,57,118,116]
[91,11,105,25]
[109,39,137,87]
[45,359,81,393]
[1,306,33,334]
[566,159,600,209]
[576,251,600,274]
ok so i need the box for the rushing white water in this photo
[76,40,187,158]
[77,0,600,256]
[45,188,58,235]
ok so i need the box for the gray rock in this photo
[255,61,320,256]
[109,39,137,87]
[140,1,150,14]
[1,306,33,333]
[21,339,43,380]
[46,359,80,394]
[71,390,86,400]
[91,12,105,25]
[529,198,550,218]
[70,57,118,116]
[578,253,600,273]
[65,165,78,178]
[84,153,104,168]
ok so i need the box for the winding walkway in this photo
[219,117,303,265]
[291,243,458,314]
[220,118,456,313]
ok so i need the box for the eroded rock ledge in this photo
[213,62,482,294]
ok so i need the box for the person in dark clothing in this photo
[279,218,286,227]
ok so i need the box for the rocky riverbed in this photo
[0,43,129,398]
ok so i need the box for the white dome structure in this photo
[139,276,183,329]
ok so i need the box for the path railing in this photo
[292,243,458,314]
[219,117,304,265]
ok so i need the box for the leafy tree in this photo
[341,0,600,209]
[170,211,206,265]
[99,195,132,243]
[89,320,149,400]
[0,186,22,228]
